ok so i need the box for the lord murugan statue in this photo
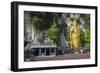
[70,20,80,48]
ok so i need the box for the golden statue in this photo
[70,20,80,48]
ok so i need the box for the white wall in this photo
[0,0,99,73]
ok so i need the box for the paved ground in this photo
[25,52,90,62]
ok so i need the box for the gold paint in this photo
[70,20,80,48]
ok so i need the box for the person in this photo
[70,20,80,48]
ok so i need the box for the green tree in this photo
[45,23,59,44]
[84,30,90,48]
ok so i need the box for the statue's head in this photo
[72,20,77,26]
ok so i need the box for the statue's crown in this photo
[72,20,77,26]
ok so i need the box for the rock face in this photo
[24,12,32,42]
[24,12,68,53]
[55,13,68,54]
